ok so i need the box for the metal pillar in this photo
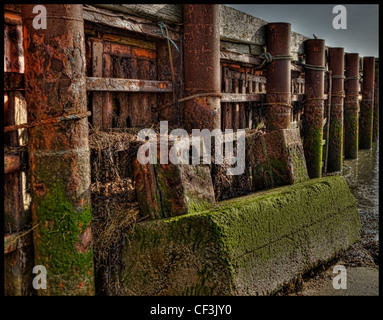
[265,23,292,132]
[328,48,345,172]
[183,4,221,131]
[359,57,375,149]
[373,76,379,142]
[22,5,94,295]
[303,39,325,178]
[344,53,360,159]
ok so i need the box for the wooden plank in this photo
[84,5,181,42]
[220,49,261,66]
[87,77,173,92]
[91,39,104,128]
[221,93,263,103]
[103,43,113,129]
[92,4,183,24]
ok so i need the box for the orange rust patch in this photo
[132,47,156,60]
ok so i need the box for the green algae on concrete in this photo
[115,175,361,295]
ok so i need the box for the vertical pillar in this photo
[328,48,345,172]
[359,57,375,149]
[22,5,95,295]
[265,23,292,132]
[344,53,360,159]
[183,4,221,131]
[373,74,379,142]
[303,39,326,178]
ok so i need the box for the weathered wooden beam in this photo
[221,93,262,103]
[83,5,181,42]
[4,72,24,90]
[92,4,183,25]
[86,77,173,92]
[220,49,261,66]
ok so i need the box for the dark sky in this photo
[227,4,379,58]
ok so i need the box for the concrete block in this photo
[114,175,361,295]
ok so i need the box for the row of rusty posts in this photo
[303,44,377,177]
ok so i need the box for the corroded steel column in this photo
[344,53,360,159]
[265,23,292,132]
[359,57,375,149]
[328,48,345,172]
[183,4,221,131]
[373,76,379,142]
[22,5,94,295]
[303,39,325,178]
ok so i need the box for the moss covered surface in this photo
[116,176,361,295]
[33,184,94,295]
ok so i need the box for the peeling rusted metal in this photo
[327,47,344,172]
[22,4,94,295]
[265,23,292,132]
[344,53,360,159]
[302,39,325,178]
[359,57,375,149]
[183,4,221,131]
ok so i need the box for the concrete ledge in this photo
[116,176,361,295]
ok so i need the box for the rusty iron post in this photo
[373,76,379,142]
[327,48,345,172]
[359,57,375,149]
[22,5,95,295]
[265,23,292,132]
[183,4,221,131]
[302,39,326,178]
[344,53,360,159]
